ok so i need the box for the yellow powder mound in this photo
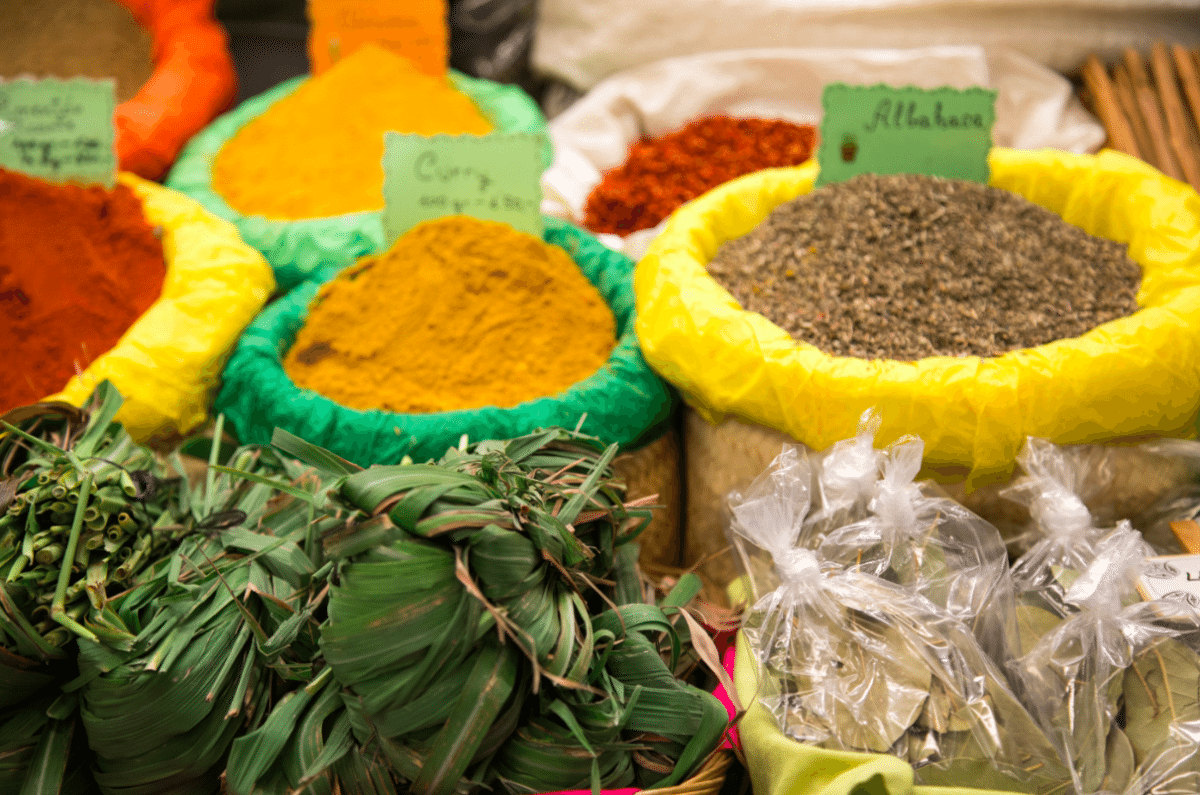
[212,45,493,219]
[284,216,617,414]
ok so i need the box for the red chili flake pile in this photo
[582,116,817,236]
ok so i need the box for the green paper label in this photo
[816,83,996,188]
[0,77,117,187]
[381,131,545,246]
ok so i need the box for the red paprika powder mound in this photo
[583,116,818,236]
[0,168,166,412]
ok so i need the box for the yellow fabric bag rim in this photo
[46,173,274,446]
[634,148,1200,487]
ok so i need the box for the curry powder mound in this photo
[212,44,493,220]
[284,216,617,414]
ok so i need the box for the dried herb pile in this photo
[706,173,1143,360]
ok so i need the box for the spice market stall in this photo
[215,214,683,567]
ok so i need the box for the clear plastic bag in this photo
[801,410,883,541]
[732,442,1070,794]
[1004,438,1140,631]
[1012,526,1200,795]
[1002,438,1200,557]
[817,435,1016,664]
[731,420,1016,664]
[734,539,1070,794]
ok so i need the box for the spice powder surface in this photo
[284,216,617,414]
[0,168,165,412]
[706,173,1142,361]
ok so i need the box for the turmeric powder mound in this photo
[211,45,493,220]
[284,216,618,414]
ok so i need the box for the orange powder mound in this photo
[283,216,617,414]
[211,45,493,219]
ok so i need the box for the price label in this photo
[308,0,447,77]
[382,131,546,245]
[0,77,116,187]
[816,83,996,188]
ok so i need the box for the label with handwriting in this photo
[816,83,996,188]
[382,131,545,245]
[0,77,116,187]
[308,0,446,77]
[1138,554,1200,608]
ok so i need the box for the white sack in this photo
[540,46,1107,260]
[532,0,1200,91]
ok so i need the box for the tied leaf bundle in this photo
[215,427,728,795]
[0,383,183,795]
[74,430,354,795]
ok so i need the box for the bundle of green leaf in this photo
[69,420,362,795]
[733,519,1069,795]
[1011,526,1200,795]
[0,383,185,795]
[216,426,729,795]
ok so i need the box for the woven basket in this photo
[683,409,794,600]
[683,407,1199,597]
[613,426,683,569]
[641,750,736,795]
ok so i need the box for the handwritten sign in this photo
[382,132,545,245]
[0,77,116,187]
[308,0,446,77]
[1138,554,1200,609]
[816,83,996,188]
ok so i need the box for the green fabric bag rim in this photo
[215,215,677,465]
[165,69,551,292]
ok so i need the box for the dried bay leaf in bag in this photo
[1102,725,1136,795]
[1014,601,1064,659]
[771,600,934,753]
[1124,637,1200,765]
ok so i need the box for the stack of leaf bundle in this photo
[72,418,362,795]
[0,383,185,794]
[215,426,730,795]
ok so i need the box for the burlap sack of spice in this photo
[113,0,237,181]
[165,70,550,292]
[216,216,682,562]
[637,147,1200,590]
[45,174,274,446]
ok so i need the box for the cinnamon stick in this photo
[1082,55,1142,158]
[1114,64,1158,167]
[1124,48,1185,180]
[1173,44,1200,141]
[1151,43,1200,189]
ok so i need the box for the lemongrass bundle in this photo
[0,382,182,795]
[227,427,730,795]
